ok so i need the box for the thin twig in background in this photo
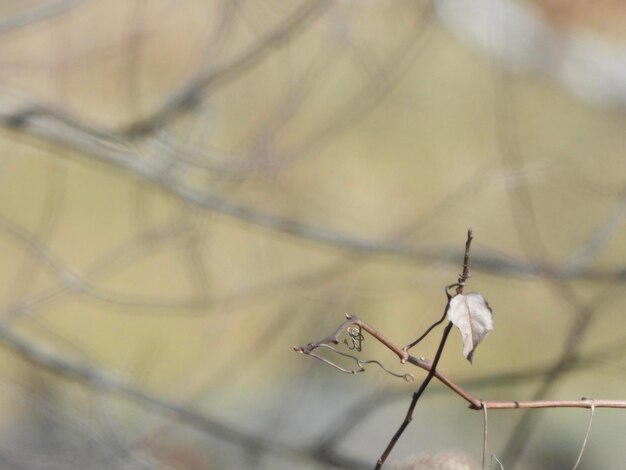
[122,0,332,137]
[0,0,90,35]
[489,23,621,465]
[4,106,626,282]
[0,323,368,469]
[2,2,626,468]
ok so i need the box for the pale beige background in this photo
[0,1,625,469]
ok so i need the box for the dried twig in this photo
[294,230,626,468]
[482,401,488,470]
[571,399,595,470]
[122,0,331,137]
[373,230,474,468]
[296,314,626,465]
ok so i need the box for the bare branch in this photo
[375,323,454,469]
[3,111,626,282]
[295,231,626,468]
[296,313,626,461]
[0,324,367,469]
[122,0,332,137]
[572,400,595,470]
[0,0,90,35]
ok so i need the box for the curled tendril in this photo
[304,344,414,382]
[344,325,364,351]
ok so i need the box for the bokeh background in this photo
[1,0,626,469]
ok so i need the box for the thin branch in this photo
[375,322,453,469]
[0,324,367,469]
[377,230,470,469]
[403,314,445,351]
[4,114,626,281]
[315,330,626,452]
[122,0,332,137]
[562,185,626,276]
[489,16,611,464]
[295,231,626,468]
[482,401,488,470]
[492,454,504,470]
[403,229,473,351]
[0,0,90,35]
[457,229,474,294]
[296,316,626,409]
[571,400,595,470]
[295,318,626,408]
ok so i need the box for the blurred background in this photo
[1,0,626,468]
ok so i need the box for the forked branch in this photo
[294,230,626,469]
[294,317,626,410]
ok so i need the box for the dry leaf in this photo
[446,293,493,363]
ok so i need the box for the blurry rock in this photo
[389,450,479,470]
[437,0,626,108]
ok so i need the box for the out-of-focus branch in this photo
[286,3,434,165]
[0,120,538,277]
[122,0,332,137]
[0,0,328,138]
[562,185,626,276]
[0,0,90,35]
[0,324,367,469]
[3,97,626,281]
[489,27,621,466]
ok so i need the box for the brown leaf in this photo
[446,293,493,363]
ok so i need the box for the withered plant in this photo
[295,230,626,469]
